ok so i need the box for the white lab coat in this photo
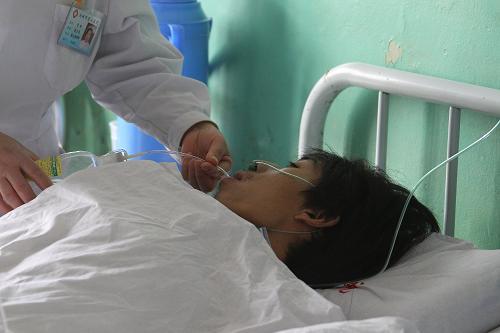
[0,0,211,158]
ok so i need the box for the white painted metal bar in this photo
[298,62,500,156]
[375,92,389,170]
[298,62,500,238]
[443,107,461,236]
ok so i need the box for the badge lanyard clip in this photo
[73,0,96,11]
[73,0,85,9]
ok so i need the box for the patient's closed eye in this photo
[247,161,258,171]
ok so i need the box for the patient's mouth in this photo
[220,176,237,184]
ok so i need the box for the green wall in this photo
[201,0,500,248]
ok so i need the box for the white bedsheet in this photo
[277,317,419,333]
[0,161,350,333]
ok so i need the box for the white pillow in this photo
[319,233,500,333]
[0,161,345,333]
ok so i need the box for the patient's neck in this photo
[265,230,306,262]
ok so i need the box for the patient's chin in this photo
[213,191,239,217]
[214,177,234,200]
[213,188,226,204]
[207,179,223,198]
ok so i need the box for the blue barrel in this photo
[114,0,212,160]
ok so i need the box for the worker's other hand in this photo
[0,132,53,214]
[180,122,231,192]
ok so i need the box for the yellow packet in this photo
[35,156,62,178]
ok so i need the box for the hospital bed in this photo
[0,63,499,333]
[298,63,500,333]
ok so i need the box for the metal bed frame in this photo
[298,63,500,236]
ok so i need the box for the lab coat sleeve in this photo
[85,0,211,150]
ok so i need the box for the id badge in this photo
[57,4,105,56]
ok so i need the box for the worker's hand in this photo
[180,122,231,192]
[0,132,53,214]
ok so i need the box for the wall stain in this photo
[385,40,403,65]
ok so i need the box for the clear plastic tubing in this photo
[119,149,230,178]
[380,119,500,274]
[309,119,500,289]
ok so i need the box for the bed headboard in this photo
[298,62,500,237]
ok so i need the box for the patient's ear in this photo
[294,210,340,229]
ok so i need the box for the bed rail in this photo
[298,63,500,236]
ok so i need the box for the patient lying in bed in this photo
[0,149,438,332]
[215,149,440,288]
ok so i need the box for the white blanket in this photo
[277,317,419,333]
[0,161,416,333]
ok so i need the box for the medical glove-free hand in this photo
[180,122,232,192]
[0,132,53,213]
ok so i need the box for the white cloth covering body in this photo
[0,0,210,158]
[0,161,347,332]
[276,317,420,333]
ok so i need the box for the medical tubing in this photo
[253,161,315,186]
[125,149,230,177]
[380,119,500,274]
[308,119,500,289]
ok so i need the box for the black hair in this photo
[284,149,440,288]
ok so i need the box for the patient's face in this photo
[215,159,319,229]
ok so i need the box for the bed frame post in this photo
[443,106,461,236]
[375,92,390,170]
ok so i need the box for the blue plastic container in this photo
[114,0,212,159]
[150,0,212,83]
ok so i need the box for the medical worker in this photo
[0,0,231,214]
